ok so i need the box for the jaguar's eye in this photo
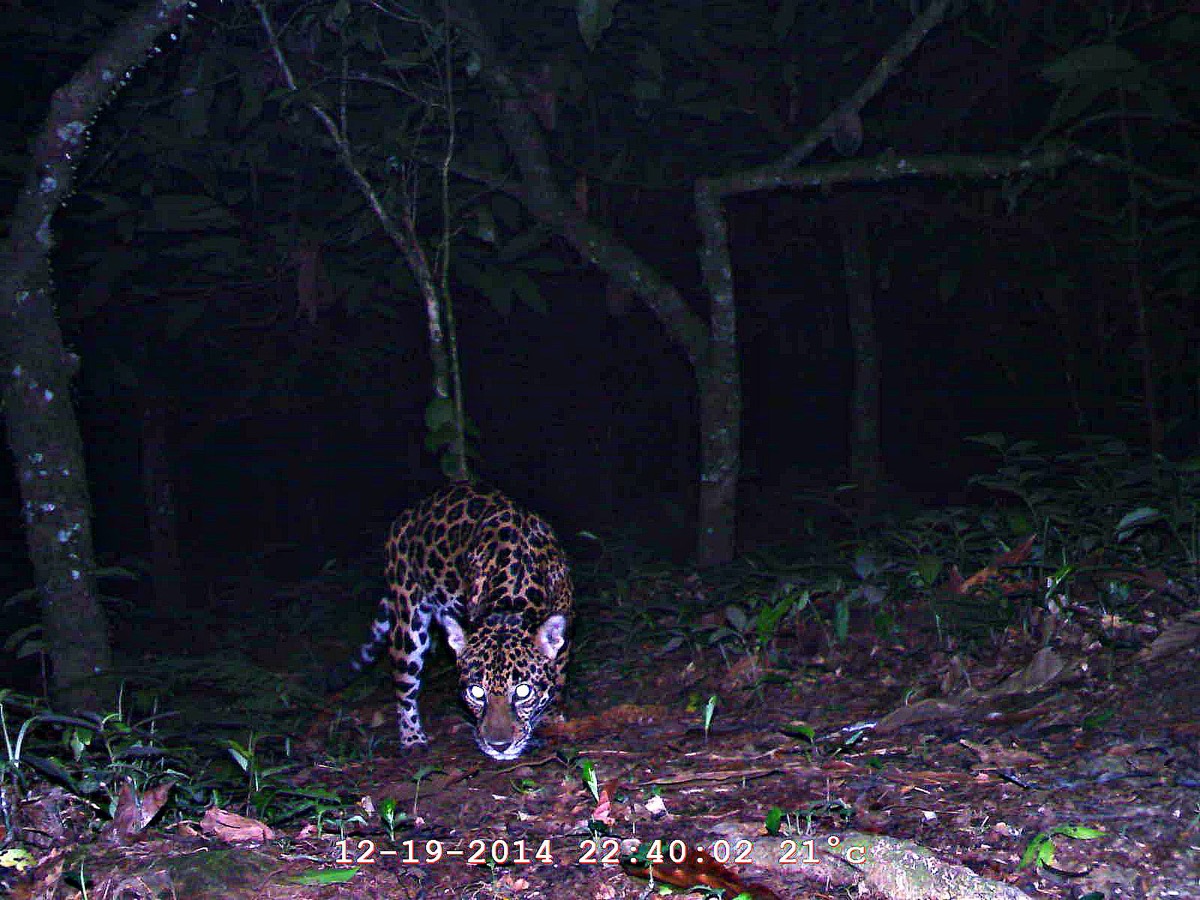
[466,685,486,702]
[513,683,532,701]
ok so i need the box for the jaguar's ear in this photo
[535,614,568,660]
[444,617,467,656]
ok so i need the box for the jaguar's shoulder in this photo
[387,484,571,615]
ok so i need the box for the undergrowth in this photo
[589,433,1198,667]
[2,433,1196,849]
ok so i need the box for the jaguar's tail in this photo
[325,597,394,692]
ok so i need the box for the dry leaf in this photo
[875,698,961,733]
[990,647,1065,695]
[200,807,275,842]
[103,780,173,843]
[959,739,1046,768]
[622,842,783,900]
[1136,619,1200,664]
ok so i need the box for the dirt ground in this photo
[7,571,1200,900]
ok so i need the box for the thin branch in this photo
[752,0,956,181]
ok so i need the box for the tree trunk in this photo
[694,182,741,566]
[1117,88,1163,456]
[141,389,185,610]
[2,283,109,708]
[695,363,740,565]
[450,0,737,561]
[837,204,881,514]
[0,0,191,709]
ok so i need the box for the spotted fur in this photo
[335,484,573,760]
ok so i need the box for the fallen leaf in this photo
[990,647,1065,695]
[103,779,173,843]
[621,841,782,900]
[1135,618,1200,664]
[201,807,275,842]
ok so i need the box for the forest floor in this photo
[7,561,1199,900]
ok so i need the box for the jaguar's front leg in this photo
[389,597,433,747]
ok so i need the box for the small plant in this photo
[378,797,407,841]
[702,695,718,741]
[411,764,442,818]
[225,732,300,817]
[577,758,600,803]
[779,721,816,744]
[1019,824,1104,870]
[510,776,540,794]
[764,806,784,835]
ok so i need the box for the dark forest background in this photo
[2,0,1197,681]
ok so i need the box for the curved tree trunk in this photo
[0,0,191,709]
[450,0,737,562]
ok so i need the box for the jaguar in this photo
[334,483,573,761]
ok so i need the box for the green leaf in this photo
[764,806,783,835]
[0,847,36,873]
[675,80,711,103]
[1019,832,1050,869]
[425,423,456,453]
[425,397,455,431]
[382,48,437,71]
[914,554,942,588]
[1081,708,1114,730]
[510,269,547,314]
[91,566,136,580]
[497,227,551,263]
[754,597,791,646]
[519,253,568,274]
[851,550,876,580]
[15,638,47,660]
[703,695,718,732]
[237,72,264,129]
[578,758,599,802]
[1054,824,1105,840]
[3,624,42,654]
[965,432,1009,451]
[226,746,250,771]
[780,722,815,742]
[467,206,497,245]
[577,0,617,51]
[834,597,849,643]
[289,868,358,884]
[465,264,513,316]
[1114,506,1161,539]
[1040,44,1142,85]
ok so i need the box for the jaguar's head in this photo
[444,612,569,760]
